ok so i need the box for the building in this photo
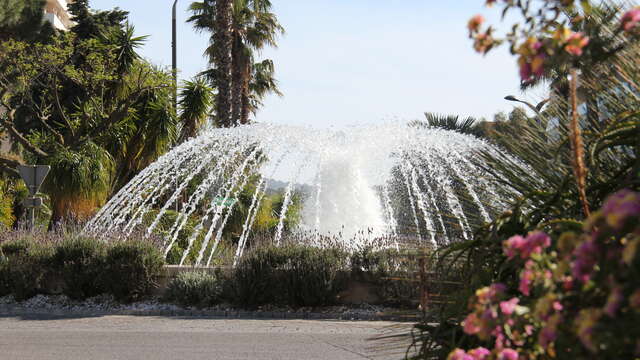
[43,0,75,31]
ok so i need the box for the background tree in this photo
[0,4,178,226]
[0,0,54,41]
[188,0,283,127]
[178,77,214,143]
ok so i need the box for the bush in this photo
[0,240,53,300]
[445,190,640,359]
[233,244,348,307]
[350,247,421,306]
[51,236,106,300]
[102,239,165,302]
[164,270,223,307]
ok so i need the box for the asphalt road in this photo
[0,315,409,360]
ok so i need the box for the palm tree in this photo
[244,59,282,123]
[412,113,482,137]
[214,0,233,127]
[188,0,283,126]
[178,77,214,143]
[230,0,283,125]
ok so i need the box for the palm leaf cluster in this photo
[188,0,284,127]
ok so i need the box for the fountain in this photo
[85,122,521,265]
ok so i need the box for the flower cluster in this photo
[468,1,639,83]
[448,190,640,359]
[504,231,551,260]
[621,7,640,34]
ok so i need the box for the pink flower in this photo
[601,190,640,230]
[468,15,485,33]
[476,283,506,304]
[497,348,519,360]
[504,232,551,260]
[463,313,481,335]
[564,32,589,56]
[539,325,557,347]
[621,7,640,32]
[519,261,535,295]
[473,31,497,54]
[572,240,598,283]
[468,347,491,360]
[448,348,473,360]
[500,298,520,316]
[504,235,525,259]
[525,325,534,335]
[553,301,563,312]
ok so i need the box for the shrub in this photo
[0,238,30,257]
[350,247,420,306]
[447,190,640,359]
[51,236,106,300]
[164,270,223,307]
[0,178,15,229]
[233,244,348,307]
[102,239,165,302]
[0,241,53,300]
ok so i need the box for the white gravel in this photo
[0,294,415,321]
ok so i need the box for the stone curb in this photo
[0,305,417,322]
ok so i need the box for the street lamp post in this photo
[172,0,178,110]
[504,95,550,127]
[504,95,542,115]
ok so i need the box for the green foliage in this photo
[410,6,640,358]
[102,240,165,302]
[178,77,214,143]
[51,236,106,300]
[0,5,180,225]
[232,244,348,307]
[0,177,15,228]
[188,0,284,125]
[0,0,52,42]
[413,113,483,137]
[350,247,420,306]
[68,0,129,40]
[0,240,53,300]
[0,234,165,302]
[446,190,640,359]
[164,270,223,308]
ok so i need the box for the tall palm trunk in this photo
[240,62,251,125]
[214,0,233,127]
[231,37,244,126]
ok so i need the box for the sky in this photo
[91,0,545,128]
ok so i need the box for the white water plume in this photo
[85,122,523,264]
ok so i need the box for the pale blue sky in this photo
[91,1,542,127]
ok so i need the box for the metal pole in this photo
[172,0,178,111]
[30,166,36,231]
[30,207,35,231]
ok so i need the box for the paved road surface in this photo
[0,315,409,360]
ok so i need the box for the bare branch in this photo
[1,106,49,158]
[0,155,22,178]
[53,77,75,138]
